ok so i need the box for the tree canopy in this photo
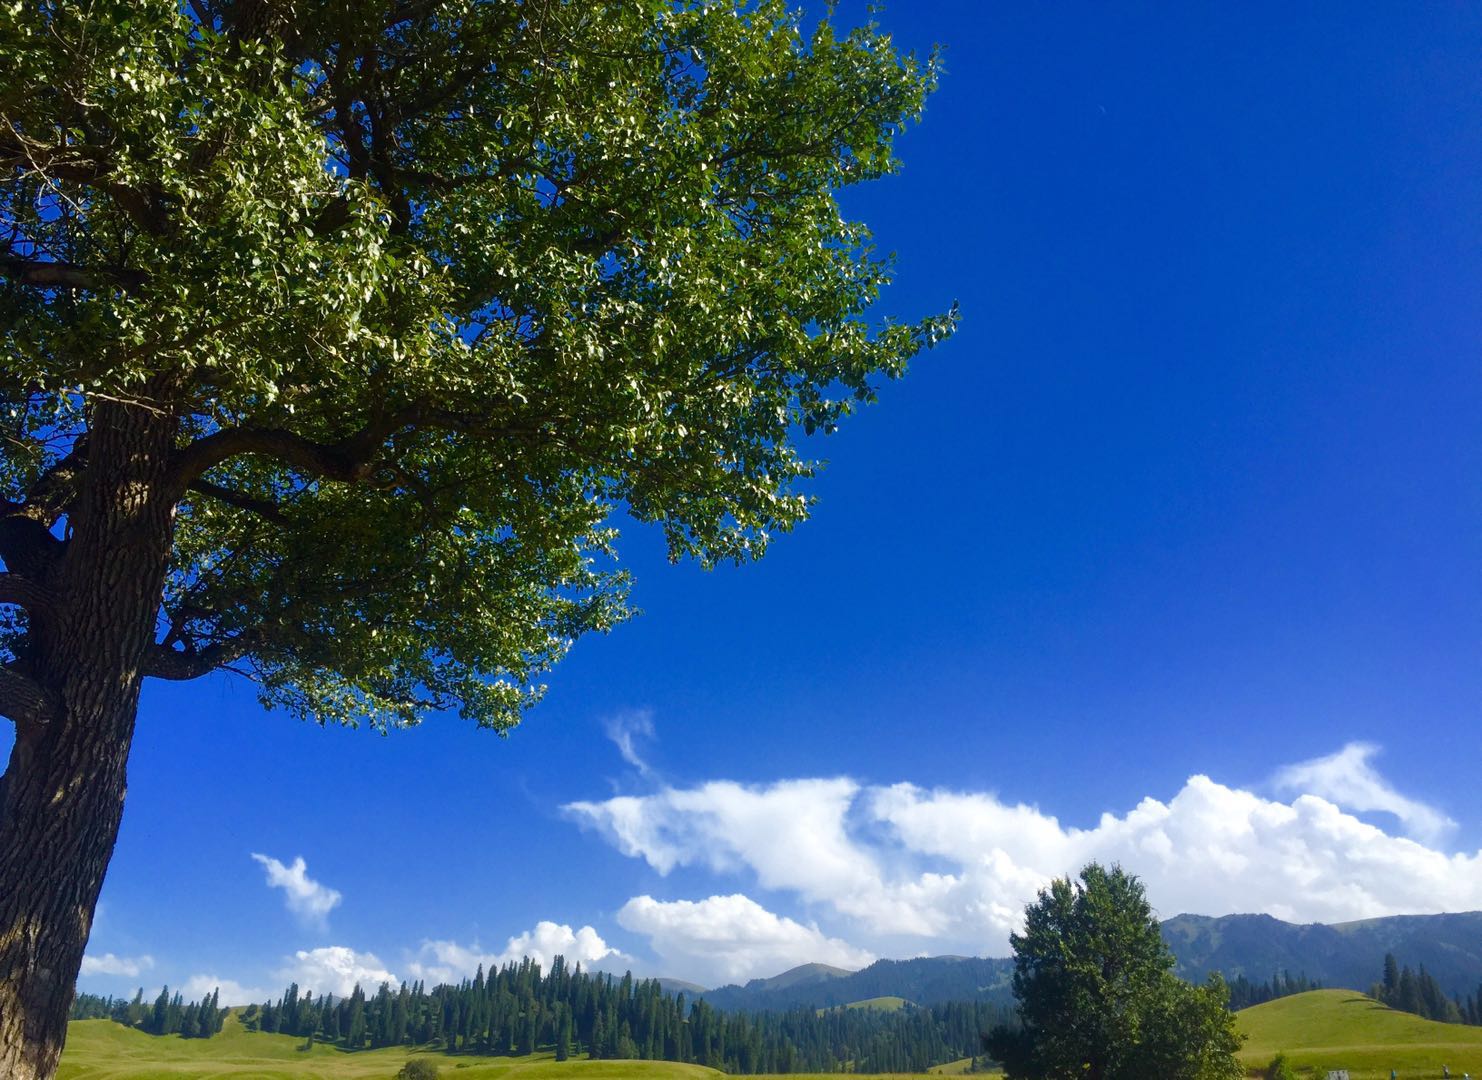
[0,3,952,1076]
[985,864,1244,1080]
[0,0,952,732]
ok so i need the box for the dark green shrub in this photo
[1266,1052,1298,1080]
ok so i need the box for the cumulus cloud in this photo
[80,953,154,978]
[1273,742,1454,843]
[407,922,623,985]
[618,894,875,986]
[605,709,657,776]
[182,974,270,1006]
[251,853,342,927]
[281,946,397,997]
[566,778,883,912]
[566,751,1482,958]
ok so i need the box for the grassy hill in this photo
[814,997,912,1017]
[56,1014,979,1080]
[75,988,1482,1080]
[57,1016,727,1080]
[1238,989,1482,1079]
[756,964,857,992]
[841,997,910,1012]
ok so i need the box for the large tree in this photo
[985,864,1244,1080]
[0,2,953,1075]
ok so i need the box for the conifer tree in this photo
[149,986,169,1036]
[556,1007,571,1062]
[590,1013,606,1060]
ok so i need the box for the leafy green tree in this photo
[397,1059,439,1080]
[985,864,1243,1080]
[0,1,951,1075]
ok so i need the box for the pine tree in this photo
[1399,966,1424,1016]
[590,1013,606,1060]
[149,987,169,1036]
[1384,953,1401,998]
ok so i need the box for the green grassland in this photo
[820,997,911,1015]
[57,1016,723,1080]
[924,1059,976,1075]
[66,987,1482,1080]
[1238,989,1482,1079]
[57,1014,992,1080]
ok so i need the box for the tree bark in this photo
[0,401,178,1080]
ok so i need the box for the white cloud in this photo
[567,778,884,913]
[1273,742,1454,843]
[407,922,623,986]
[567,750,1482,959]
[282,946,397,997]
[80,953,154,978]
[251,853,342,927]
[605,709,656,776]
[182,975,270,1006]
[618,894,875,987]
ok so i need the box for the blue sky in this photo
[55,2,1482,1002]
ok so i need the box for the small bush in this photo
[397,1059,440,1080]
[1266,1052,1298,1080]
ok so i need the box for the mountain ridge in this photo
[683,910,1482,1011]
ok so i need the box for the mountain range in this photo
[1164,910,1482,998]
[672,911,1482,1012]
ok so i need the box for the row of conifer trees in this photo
[69,986,225,1038]
[243,957,1012,1074]
[1224,970,1320,1010]
[1372,953,1482,1026]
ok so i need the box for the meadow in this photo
[60,988,1482,1080]
[1237,990,1482,1079]
[56,1013,996,1080]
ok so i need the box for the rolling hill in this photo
[56,1015,727,1080]
[1238,989,1482,1079]
[59,1015,974,1080]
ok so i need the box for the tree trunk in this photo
[0,402,178,1080]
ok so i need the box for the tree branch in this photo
[170,403,542,498]
[0,516,65,580]
[0,138,168,236]
[170,404,433,490]
[0,254,146,293]
[0,573,54,622]
[0,664,60,728]
[187,479,288,524]
[173,427,380,489]
[144,638,251,682]
[20,441,87,527]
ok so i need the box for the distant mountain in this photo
[653,978,708,997]
[690,911,1482,1013]
[698,955,1014,1012]
[1163,911,1482,999]
[750,963,857,993]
